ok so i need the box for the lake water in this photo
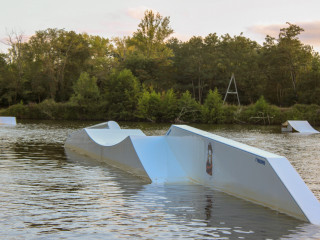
[1,120,320,239]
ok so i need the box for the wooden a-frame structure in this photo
[223,73,240,105]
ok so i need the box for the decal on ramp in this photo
[282,120,319,134]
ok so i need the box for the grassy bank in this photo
[1,96,320,126]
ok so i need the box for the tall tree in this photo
[131,10,174,58]
[167,36,210,103]
[104,69,140,120]
[25,28,91,101]
[217,34,262,104]
[85,34,115,91]
[4,31,28,104]
[0,53,12,105]
[184,36,207,103]
[124,10,174,90]
[260,23,313,106]
[71,72,99,106]
[277,23,312,100]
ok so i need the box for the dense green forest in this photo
[1,10,320,124]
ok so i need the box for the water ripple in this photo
[1,121,320,239]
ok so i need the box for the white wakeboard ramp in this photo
[0,116,16,125]
[282,120,319,134]
[65,121,320,224]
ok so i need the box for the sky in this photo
[1,0,320,52]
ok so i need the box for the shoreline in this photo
[1,100,320,127]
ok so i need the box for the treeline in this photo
[3,80,320,126]
[1,10,320,123]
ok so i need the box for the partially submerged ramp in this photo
[0,116,16,126]
[65,121,320,224]
[282,120,319,134]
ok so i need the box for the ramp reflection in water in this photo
[63,149,314,240]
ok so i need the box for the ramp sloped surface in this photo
[287,121,319,133]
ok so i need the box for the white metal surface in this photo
[282,120,319,134]
[0,116,16,125]
[64,121,320,224]
[166,125,320,224]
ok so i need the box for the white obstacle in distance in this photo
[282,120,319,134]
[0,116,16,125]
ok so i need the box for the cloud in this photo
[78,6,167,40]
[77,20,137,39]
[248,24,285,38]
[248,21,320,48]
[126,6,150,20]
[298,21,320,46]
[171,32,192,42]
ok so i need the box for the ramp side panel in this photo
[131,136,188,183]
[64,129,149,180]
[100,136,149,180]
[288,121,319,133]
[269,158,320,225]
[166,125,320,223]
[65,129,102,160]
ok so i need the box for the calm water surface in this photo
[1,120,320,239]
